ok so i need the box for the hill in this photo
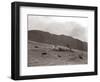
[28,30,87,51]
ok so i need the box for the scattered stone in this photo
[41,52,47,55]
[58,55,61,58]
[34,46,39,48]
[79,55,83,59]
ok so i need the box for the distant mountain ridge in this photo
[28,30,87,51]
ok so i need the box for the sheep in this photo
[52,45,68,51]
[51,44,74,52]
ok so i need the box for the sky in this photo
[28,15,88,42]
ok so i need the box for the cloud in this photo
[28,16,88,42]
[68,22,87,42]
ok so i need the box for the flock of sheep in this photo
[51,45,73,52]
[34,44,73,52]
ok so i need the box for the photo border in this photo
[11,1,98,80]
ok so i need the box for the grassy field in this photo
[28,40,87,67]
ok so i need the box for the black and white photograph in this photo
[11,2,97,80]
[28,15,88,67]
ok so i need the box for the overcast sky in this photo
[28,15,88,42]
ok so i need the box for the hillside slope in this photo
[28,30,87,51]
[28,40,87,67]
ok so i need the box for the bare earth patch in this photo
[28,40,87,67]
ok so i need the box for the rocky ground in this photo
[28,40,88,67]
